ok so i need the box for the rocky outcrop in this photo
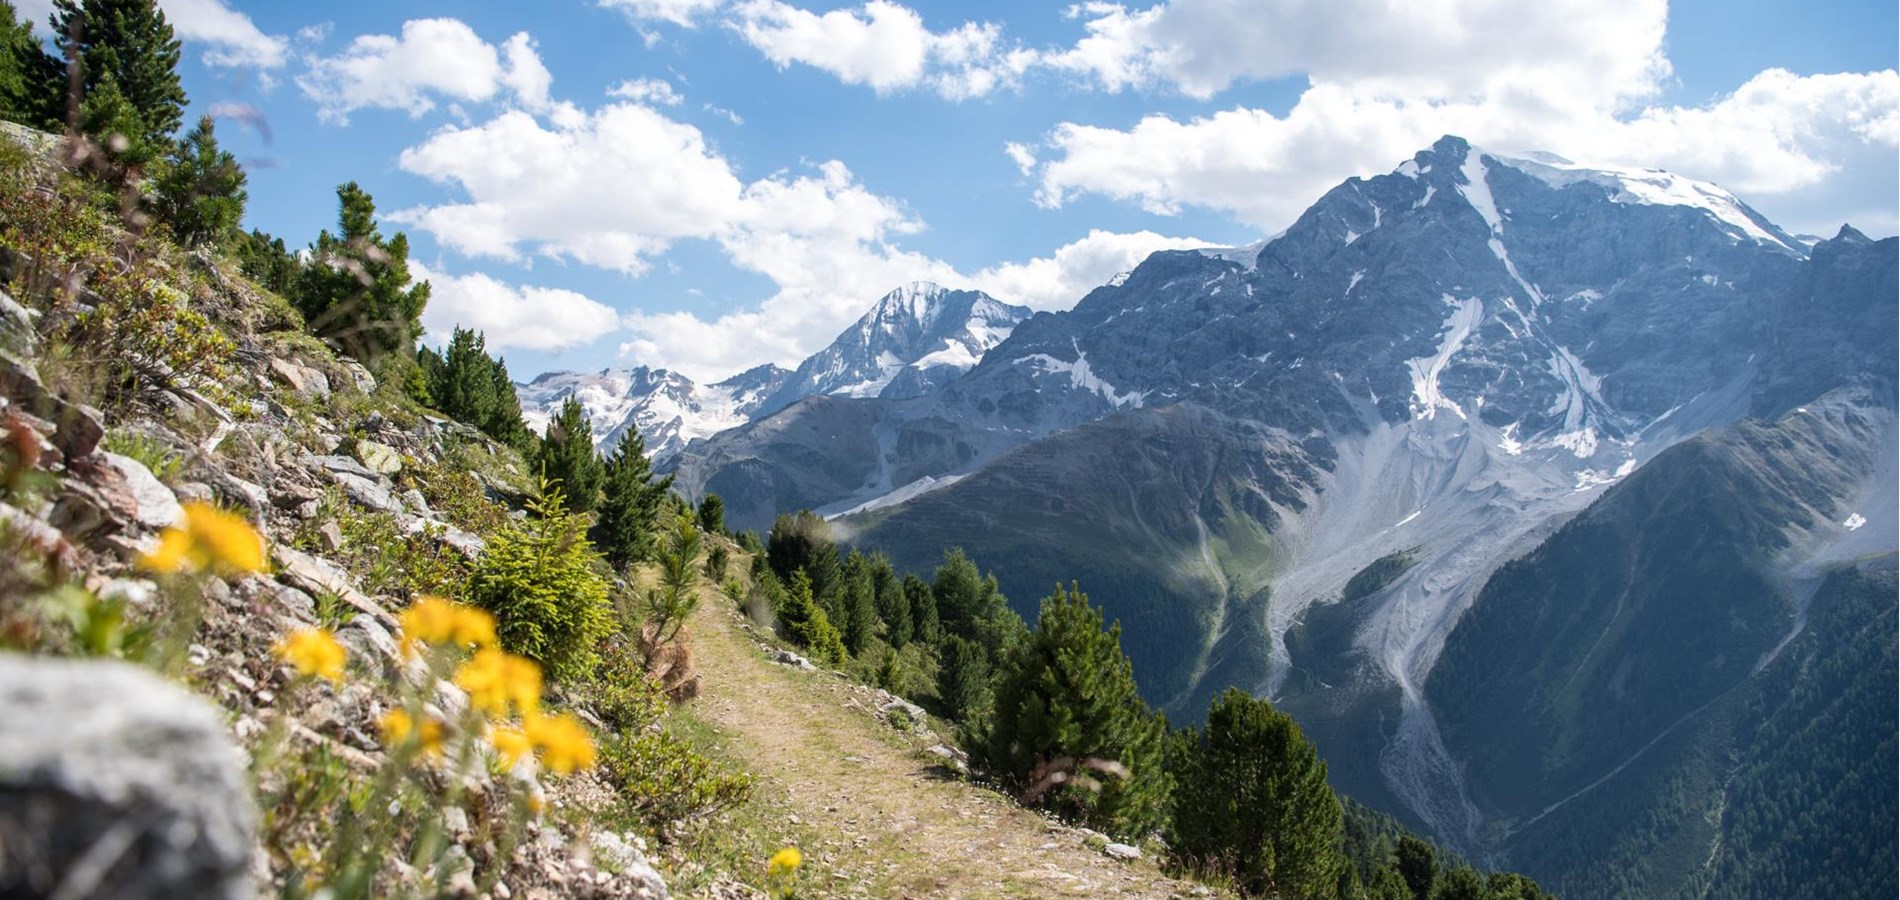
[0,655,257,900]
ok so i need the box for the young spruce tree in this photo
[533,396,602,514]
[0,1,62,129]
[1171,687,1346,900]
[153,114,245,246]
[592,428,673,568]
[974,582,1169,839]
[293,181,429,364]
[52,0,184,144]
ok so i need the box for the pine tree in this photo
[152,115,244,246]
[422,327,530,445]
[1395,836,1436,900]
[592,429,673,569]
[533,396,603,514]
[936,634,991,723]
[1171,687,1345,899]
[695,493,725,536]
[232,228,298,297]
[871,555,911,648]
[0,1,62,129]
[52,0,184,144]
[840,550,877,656]
[905,574,940,645]
[974,582,1170,838]
[776,569,845,664]
[74,68,155,174]
[766,510,843,618]
[293,181,430,364]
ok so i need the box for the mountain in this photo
[515,363,791,460]
[516,282,1029,462]
[669,136,1897,897]
[758,282,1031,413]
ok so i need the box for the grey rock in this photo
[0,289,36,355]
[171,481,215,505]
[0,655,256,900]
[330,470,403,516]
[206,471,270,519]
[337,358,376,394]
[0,348,104,460]
[769,648,817,671]
[354,439,402,475]
[1103,842,1142,861]
[337,616,400,675]
[99,452,185,530]
[265,357,329,400]
[273,546,397,630]
[307,454,379,481]
[400,488,433,517]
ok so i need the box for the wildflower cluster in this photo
[140,502,267,574]
[398,596,597,776]
[276,628,346,684]
[766,846,803,898]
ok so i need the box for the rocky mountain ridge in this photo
[515,282,1029,461]
[661,135,1897,898]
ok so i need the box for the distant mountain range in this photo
[514,282,1029,460]
[518,136,1897,899]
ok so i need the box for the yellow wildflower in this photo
[275,628,346,684]
[454,648,543,718]
[380,708,446,756]
[767,846,803,878]
[488,724,532,768]
[139,503,266,574]
[524,712,596,774]
[399,596,495,656]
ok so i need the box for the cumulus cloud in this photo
[17,0,288,68]
[970,229,1211,310]
[598,0,725,29]
[728,0,1034,100]
[608,78,685,106]
[1021,69,1900,237]
[412,261,621,353]
[392,104,746,273]
[1042,0,1669,105]
[297,19,557,123]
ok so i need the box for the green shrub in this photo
[589,648,669,734]
[599,729,753,832]
[775,570,845,665]
[466,487,612,682]
[103,430,181,481]
[703,543,730,581]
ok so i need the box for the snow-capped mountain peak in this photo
[759,283,1032,411]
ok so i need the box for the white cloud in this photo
[729,0,1033,100]
[608,78,685,106]
[392,104,747,273]
[412,261,621,353]
[1023,69,1900,237]
[297,19,555,123]
[970,229,1211,310]
[598,0,725,29]
[17,0,288,68]
[1043,0,1668,106]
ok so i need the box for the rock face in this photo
[0,655,257,900]
[757,282,1032,414]
[515,282,1029,464]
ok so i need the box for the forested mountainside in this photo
[653,136,1897,897]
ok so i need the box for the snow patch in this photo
[1494,154,1798,252]
[832,474,968,518]
[1573,458,1636,491]
[1348,271,1365,294]
[1396,510,1422,527]
[1844,512,1868,531]
[1498,423,1525,456]
[1018,342,1145,408]
[1405,296,1482,421]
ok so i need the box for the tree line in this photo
[748,509,1556,900]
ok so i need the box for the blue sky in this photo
[18,0,1899,381]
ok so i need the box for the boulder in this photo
[99,452,185,530]
[0,655,257,900]
[354,439,401,475]
[337,358,376,394]
[0,289,36,354]
[1102,842,1142,861]
[265,357,330,401]
[272,546,398,630]
[0,348,103,460]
